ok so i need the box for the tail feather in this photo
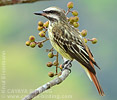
[88,70,105,96]
[83,45,105,96]
[80,64,105,96]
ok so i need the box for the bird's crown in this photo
[43,6,65,14]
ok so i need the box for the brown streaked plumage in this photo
[34,6,105,96]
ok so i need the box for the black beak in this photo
[34,11,45,16]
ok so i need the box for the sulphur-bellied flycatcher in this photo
[34,7,104,96]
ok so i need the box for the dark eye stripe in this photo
[43,11,50,13]
[43,10,60,15]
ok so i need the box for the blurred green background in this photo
[0,0,117,100]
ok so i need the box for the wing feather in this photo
[52,24,99,74]
[51,22,104,96]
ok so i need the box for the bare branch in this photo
[22,68,71,100]
[0,0,51,6]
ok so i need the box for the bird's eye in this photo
[49,11,54,13]
[43,10,54,14]
[43,11,49,13]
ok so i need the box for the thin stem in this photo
[65,8,71,16]
[43,26,48,32]
[41,38,49,43]
[46,47,54,52]
[35,38,49,45]
[45,35,49,40]
[87,39,93,41]
[55,52,59,75]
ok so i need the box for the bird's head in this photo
[34,7,67,22]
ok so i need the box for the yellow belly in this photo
[50,39,73,60]
[48,24,73,60]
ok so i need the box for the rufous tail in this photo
[88,70,105,96]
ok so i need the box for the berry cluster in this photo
[25,2,98,78]
[46,52,62,77]
[67,2,98,44]
[25,21,49,48]
[26,20,62,77]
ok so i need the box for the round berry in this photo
[48,72,54,77]
[25,41,30,46]
[46,62,53,67]
[81,29,87,37]
[30,42,36,48]
[69,17,75,23]
[38,21,43,26]
[67,2,74,9]
[29,36,35,42]
[43,21,49,28]
[72,10,78,16]
[53,60,59,66]
[91,38,98,44]
[38,42,43,48]
[74,16,79,22]
[37,26,43,31]
[48,52,54,58]
[39,31,45,37]
[73,22,79,28]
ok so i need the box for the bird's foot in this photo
[61,60,72,73]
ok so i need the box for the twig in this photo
[46,47,54,52]
[44,35,49,40]
[55,52,59,74]
[22,62,71,100]
[65,8,71,16]
[39,38,49,43]
[0,0,51,6]
[87,39,93,41]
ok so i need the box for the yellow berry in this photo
[43,21,49,28]
[91,38,98,44]
[38,21,43,26]
[67,2,74,9]
[47,62,53,67]
[48,72,54,77]
[37,26,43,31]
[29,36,35,42]
[39,31,45,37]
[48,52,54,58]
[69,17,75,24]
[30,42,36,48]
[74,16,79,22]
[72,10,78,16]
[81,29,87,37]
[53,60,59,66]
[73,22,79,28]
[25,41,30,46]
[38,42,43,48]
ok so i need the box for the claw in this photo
[61,60,73,73]
[62,60,69,68]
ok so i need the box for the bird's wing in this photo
[52,25,104,96]
[52,24,99,75]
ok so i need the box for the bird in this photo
[34,6,105,96]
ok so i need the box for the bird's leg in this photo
[62,60,73,73]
